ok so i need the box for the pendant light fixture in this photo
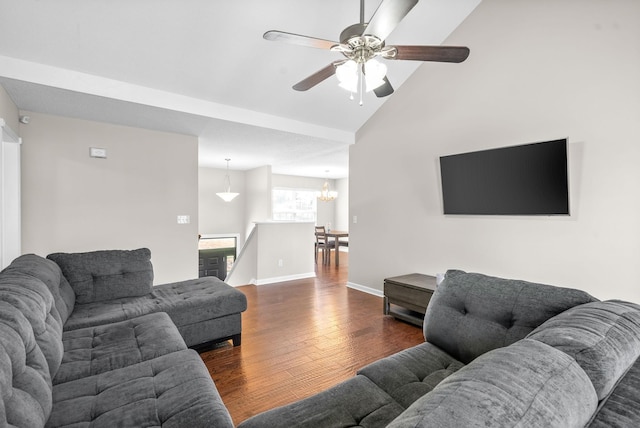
[216,158,239,202]
[317,171,338,202]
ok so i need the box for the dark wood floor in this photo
[199,252,425,425]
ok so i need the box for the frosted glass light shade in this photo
[364,59,387,91]
[336,60,358,93]
[336,59,387,93]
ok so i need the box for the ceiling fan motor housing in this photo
[339,23,385,63]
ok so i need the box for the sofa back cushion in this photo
[47,248,154,304]
[0,301,53,427]
[2,254,75,324]
[527,300,640,400]
[424,270,598,364]
[387,339,598,428]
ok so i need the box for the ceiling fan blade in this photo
[263,30,338,50]
[363,0,418,41]
[293,61,346,91]
[391,45,470,63]
[374,77,394,98]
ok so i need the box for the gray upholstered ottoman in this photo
[48,248,247,348]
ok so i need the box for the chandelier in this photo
[318,172,338,202]
[216,158,239,202]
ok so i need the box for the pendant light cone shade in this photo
[217,191,239,202]
[217,159,239,202]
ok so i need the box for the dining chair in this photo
[314,226,335,265]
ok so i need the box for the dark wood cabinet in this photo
[384,273,437,327]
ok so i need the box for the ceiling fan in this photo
[263,0,470,103]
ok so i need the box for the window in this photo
[272,188,317,222]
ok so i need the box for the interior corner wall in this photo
[244,165,272,238]
[0,85,19,131]
[349,0,640,302]
[198,166,246,247]
[20,112,199,284]
[335,178,349,231]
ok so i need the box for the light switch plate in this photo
[177,215,190,224]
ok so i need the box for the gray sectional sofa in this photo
[0,248,247,427]
[239,269,640,428]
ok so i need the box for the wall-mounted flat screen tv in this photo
[440,139,569,215]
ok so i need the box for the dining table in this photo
[325,230,348,266]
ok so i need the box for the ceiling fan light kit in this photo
[263,0,470,104]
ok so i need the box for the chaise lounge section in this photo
[46,248,247,348]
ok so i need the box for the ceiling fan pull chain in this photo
[358,63,364,106]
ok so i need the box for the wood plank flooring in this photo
[199,253,425,425]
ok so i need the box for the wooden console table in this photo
[383,273,437,327]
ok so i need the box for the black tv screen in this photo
[440,139,569,215]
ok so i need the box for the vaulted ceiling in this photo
[0,0,480,178]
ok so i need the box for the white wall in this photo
[20,112,199,284]
[199,166,246,246]
[225,221,315,286]
[244,165,272,239]
[1,121,21,268]
[0,86,21,269]
[349,0,640,302]
[255,221,315,284]
[335,178,349,231]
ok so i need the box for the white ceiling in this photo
[0,0,479,178]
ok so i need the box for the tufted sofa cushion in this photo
[424,269,598,364]
[149,278,248,326]
[47,349,234,427]
[527,300,640,400]
[387,339,598,428]
[63,277,248,346]
[238,375,405,428]
[54,312,188,384]
[0,271,64,378]
[47,248,153,304]
[0,302,53,427]
[357,342,464,409]
[3,254,75,324]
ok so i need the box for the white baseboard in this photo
[255,272,316,286]
[346,281,384,297]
